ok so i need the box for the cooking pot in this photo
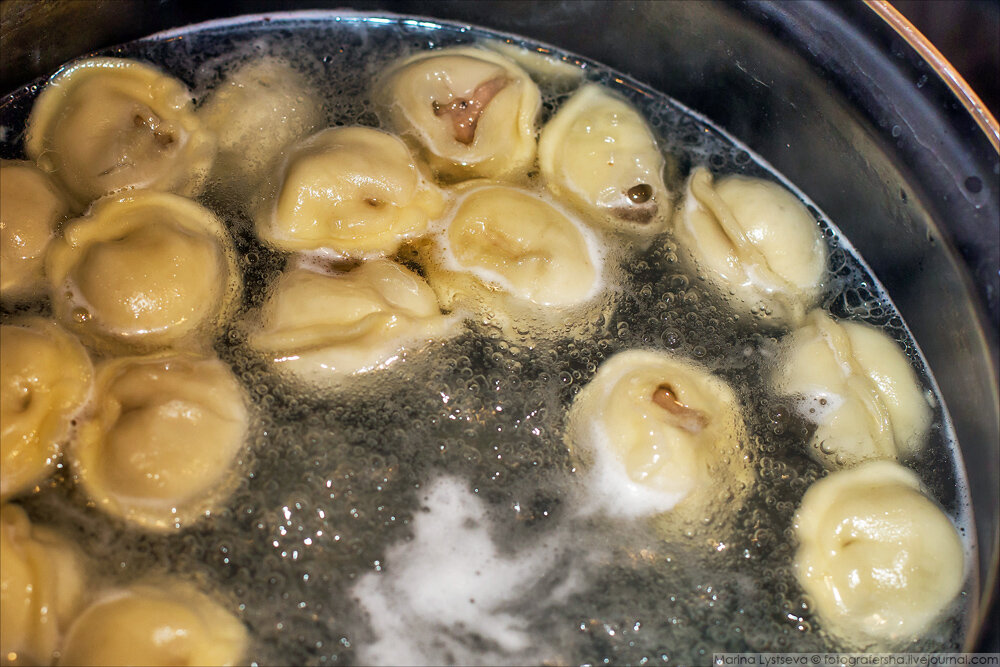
[2,0,997,653]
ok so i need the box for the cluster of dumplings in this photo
[0,38,968,663]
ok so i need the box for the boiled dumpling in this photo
[1,503,87,666]
[676,167,826,324]
[258,126,445,256]
[249,260,454,382]
[377,46,541,180]
[1,318,92,501]
[538,84,670,229]
[773,310,931,467]
[45,190,240,352]
[0,161,70,302]
[566,349,750,519]
[70,352,248,531]
[25,57,215,208]
[794,460,965,645]
[58,579,247,666]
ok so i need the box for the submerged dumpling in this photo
[258,127,445,256]
[0,161,70,301]
[773,310,931,467]
[566,349,750,519]
[538,84,670,229]
[45,191,240,351]
[794,461,965,645]
[249,260,455,382]
[377,46,541,180]
[70,352,248,531]
[25,57,215,208]
[1,504,87,666]
[58,579,247,667]
[1,318,92,501]
[676,168,826,324]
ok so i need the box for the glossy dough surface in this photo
[794,461,964,645]
[45,190,239,351]
[773,310,931,467]
[71,352,248,531]
[1,318,92,500]
[25,57,215,208]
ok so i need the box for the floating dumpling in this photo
[58,579,247,667]
[1,504,87,666]
[70,352,248,531]
[794,461,965,645]
[566,349,750,519]
[258,127,445,256]
[377,46,541,180]
[538,84,670,229]
[249,260,455,382]
[773,310,931,467]
[676,168,826,324]
[0,161,70,302]
[1,318,92,501]
[45,191,240,352]
[25,57,215,208]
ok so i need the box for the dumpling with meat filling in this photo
[70,352,248,531]
[58,579,247,667]
[258,127,444,256]
[538,84,670,230]
[25,57,215,208]
[1,318,92,501]
[566,349,750,520]
[772,310,931,467]
[0,161,70,302]
[1,504,87,666]
[794,461,965,646]
[249,260,455,382]
[46,190,240,352]
[377,46,541,180]
[676,167,826,324]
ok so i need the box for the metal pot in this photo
[3,0,997,651]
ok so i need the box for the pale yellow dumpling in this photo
[773,310,931,467]
[0,161,70,302]
[1,504,87,666]
[258,126,445,256]
[538,84,669,230]
[45,191,240,352]
[249,260,455,382]
[58,580,247,667]
[794,461,965,646]
[377,46,541,180]
[25,57,216,209]
[70,352,248,531]
[1,318,92,500]
[566,349,750,519]
[676,168,826,324]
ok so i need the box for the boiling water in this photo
[0,13,977,665]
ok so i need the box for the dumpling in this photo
[1,503,87,666]
[25,57,215,208]
[538,84,670,230]
[58,579,247,667]
[45,190,240,352]
[70,352,248,531]
[794,460,965,645]
[0,161,70,302]
[772,310,931,467]
[566,349,750,519]
[248,260,455,382]
[1,318,92,501]
[257,127,445,256]
[377,46,541,180]
[675,167,826,324]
